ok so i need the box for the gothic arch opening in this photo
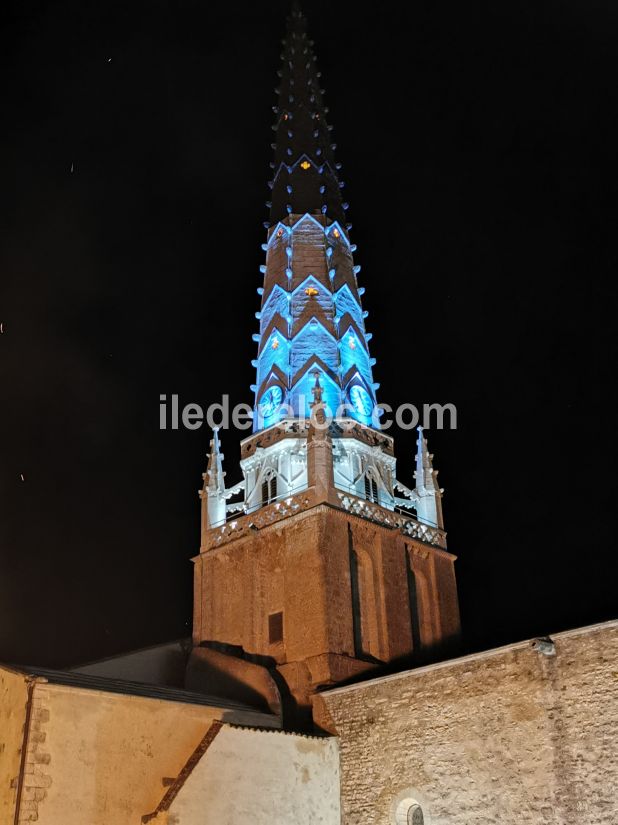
[405,550,422,654]
[261,469,278,506]
[364,468,379,504]
[406,551,436,648]
[348,527,380,660]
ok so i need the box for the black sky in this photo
[1,0,617,668]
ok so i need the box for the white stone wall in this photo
[166,726,340,825]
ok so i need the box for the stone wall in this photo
[1,666,339,825]
[160,726,340,825]
[0,666,28,822]
[0,669,279,825]
[318,621,618,825]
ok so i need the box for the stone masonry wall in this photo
[1,677,277,825]
[318,621,618,825]
[17,684,52,823]
[0,667,28,823]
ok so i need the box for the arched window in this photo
[406,549,422,653]
[348,527,380,660]
[407,804,424,825]
[261,471,278,506]
[364,471,379,504]
[394,795,427,825]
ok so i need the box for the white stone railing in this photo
[205,488,446,551]
[207,491,314,549]
[337,493,446,549]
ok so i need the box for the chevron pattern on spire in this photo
[251,6,378,433]
[253,211,378,431]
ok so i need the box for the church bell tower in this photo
[189,4,460,727]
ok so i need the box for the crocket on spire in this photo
[268,1,347,226]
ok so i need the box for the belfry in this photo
[189,4,460,728]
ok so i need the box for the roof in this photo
[69,637,190,671]
[7,663,278,718]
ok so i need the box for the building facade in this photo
[0,663,339,825]
[3,622,617,824]
[1,5,616,825]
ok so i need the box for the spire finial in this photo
[206,428,226,494]
[413,427,444,530]
[416,425,431,471]
[201,429,228,533]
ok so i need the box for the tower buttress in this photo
[306,370,334,500]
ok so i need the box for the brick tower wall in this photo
[193,505,460,713]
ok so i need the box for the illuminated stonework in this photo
[251,214,377,430]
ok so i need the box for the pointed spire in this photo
[251,3,378,435]
[413,427,444,530]
[268,3,347,224]
[205,428,226,494]
[202,428,227,530]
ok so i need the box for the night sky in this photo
[1,0,616,669]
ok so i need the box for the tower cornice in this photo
[201,496,449,556]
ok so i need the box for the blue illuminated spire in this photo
[252,7,378,432]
